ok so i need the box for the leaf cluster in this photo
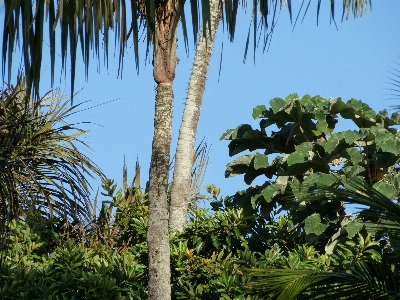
[86,170,386,299]
[2,0,372,99]
[221,94,400,298]
[222,93,400,252]
[0,77,104,240]
[0,220,146,299]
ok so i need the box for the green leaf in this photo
[329,97,351,114]
[270,97,286,113]
[348,99,376,119]
[345,220,364,239]
[211,234,221,249]
[324,131,360,153]
[303,173,337,187]
[304,213,328,235]
[285,93,299,103]
[373,182,398,200]
[299,94,313,109]
[220,129,235,140]
[261,184,283,203]
[343,148,362,165]
[311,95,329,108]
[287,220,294,231]
[287,143,313,166]
[373,127,400,155]
[252,105,267,119]
[254,153,268,170]
[251,192,263,209]
[231,124,253,139]
[314,120,328,136]
[363,248,381,261]
[342,165,365,180]
[325,226,347,255]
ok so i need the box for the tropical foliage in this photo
[221,94,400,251]
[0,214,147,300]
[1,2,374,298]
[221,94,400,298]
[1,159,394,299]
[246,183,400,299]
[0,77,103,240]
[2,83,400,299]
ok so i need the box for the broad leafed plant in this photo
[221,94,400,298]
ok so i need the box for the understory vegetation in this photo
[1,82,400,299]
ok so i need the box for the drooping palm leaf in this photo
[247,268,334,299]
[301,260,400,299]
[188,139,210,205]
[0,76,104,237]
[304,180,400,237]
[1,0,372,101]
[248,260,399,299]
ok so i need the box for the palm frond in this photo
[387,58,400,105]
[246,178,400,299]
[302,261,400,299]
[2,0,372,101]
[0,76,104,236]
[248,261,399,300]
[189,139,210,205]
[303,180,400,236]
[247,268,334,299]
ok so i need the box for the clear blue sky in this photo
[2,1,400,202]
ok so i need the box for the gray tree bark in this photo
[147,4,179,298]
[147,83,173,300]
[169,0,222,232]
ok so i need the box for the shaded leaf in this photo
[304,213,328,235]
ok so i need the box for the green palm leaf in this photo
[304,180,400,237]
[0,76,104,236]
[301,261,400,299]
[387,58,400,104]
[247,268,334,299]
[2,0,372,100]
[248,260,400,299]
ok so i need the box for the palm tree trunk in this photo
[169,0,222,232]
[147,83,173,300]
[147,4,179,299]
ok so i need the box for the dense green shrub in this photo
[0,163,384,299]
[0,215,146,300]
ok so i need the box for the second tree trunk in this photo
[169,0,222,232]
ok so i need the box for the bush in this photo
[0,216,146,300]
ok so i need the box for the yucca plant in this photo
[0,76,104,240]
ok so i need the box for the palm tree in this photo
[1,1,373,298]
[0,76,103,242]
[246,181,400,299]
